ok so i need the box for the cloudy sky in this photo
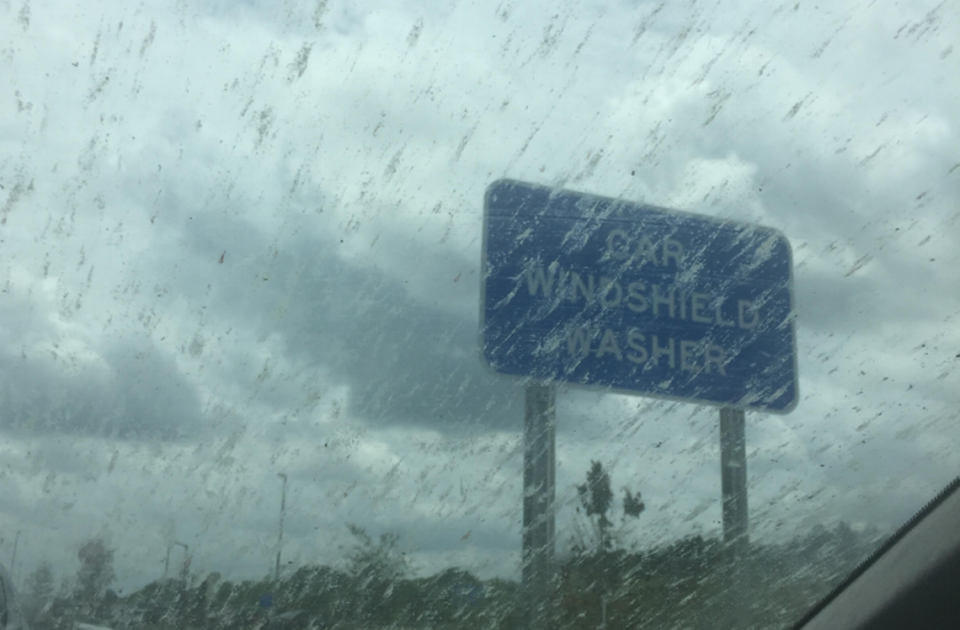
[1,0,958,594]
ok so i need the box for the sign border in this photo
[479,178,799,414]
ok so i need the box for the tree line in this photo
[19,462,882,630]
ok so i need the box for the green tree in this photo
[74,538,115,602]
[623,487,645,519]
[345,524,408,625]
[347,524,406,582]
[24,561,55,603]
[23,561,55,626]
[577,460,614,552]
[576,460,645,555]
[568,463,648,629]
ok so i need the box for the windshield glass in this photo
[1,1,957,629]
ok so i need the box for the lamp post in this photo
[10,530,20,570]
[166,542,189,582]
[275,473,287,581]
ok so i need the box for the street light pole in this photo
[10,531,20,571]
[172,542,189,583]
[275,473,287,581]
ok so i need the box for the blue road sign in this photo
[259,594,273,609]
[480,179,797,413]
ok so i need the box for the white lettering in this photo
[626,328,648,364]
[571,272,594,303]
[603,231,685,268]
[651,335,675,368]
[715,299,735,327]
[652,285,676,318]
[663,238,684,267]
[738,300,759,329]
[596,328,623,361]
[599,278,623,309]
[567,327,591,356]
[556,268,570,296]
[562,327,727,376]
[637,236,659,265]
[606,229,631,260]
[680,340,698,372]
[705,344,726,375]
[525,266,554,297]
[691,293,712,324]
[626,282,649,313]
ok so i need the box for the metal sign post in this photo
[719,406,749,628]
[720,407,749,556]
[522,383,556,629]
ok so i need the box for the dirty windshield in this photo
[1,1,958,629]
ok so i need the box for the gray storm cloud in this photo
[0,0,957,593]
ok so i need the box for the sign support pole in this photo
[523,383,556,629]
[719,407,749,556]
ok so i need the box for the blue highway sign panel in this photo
[480,179,797,413]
